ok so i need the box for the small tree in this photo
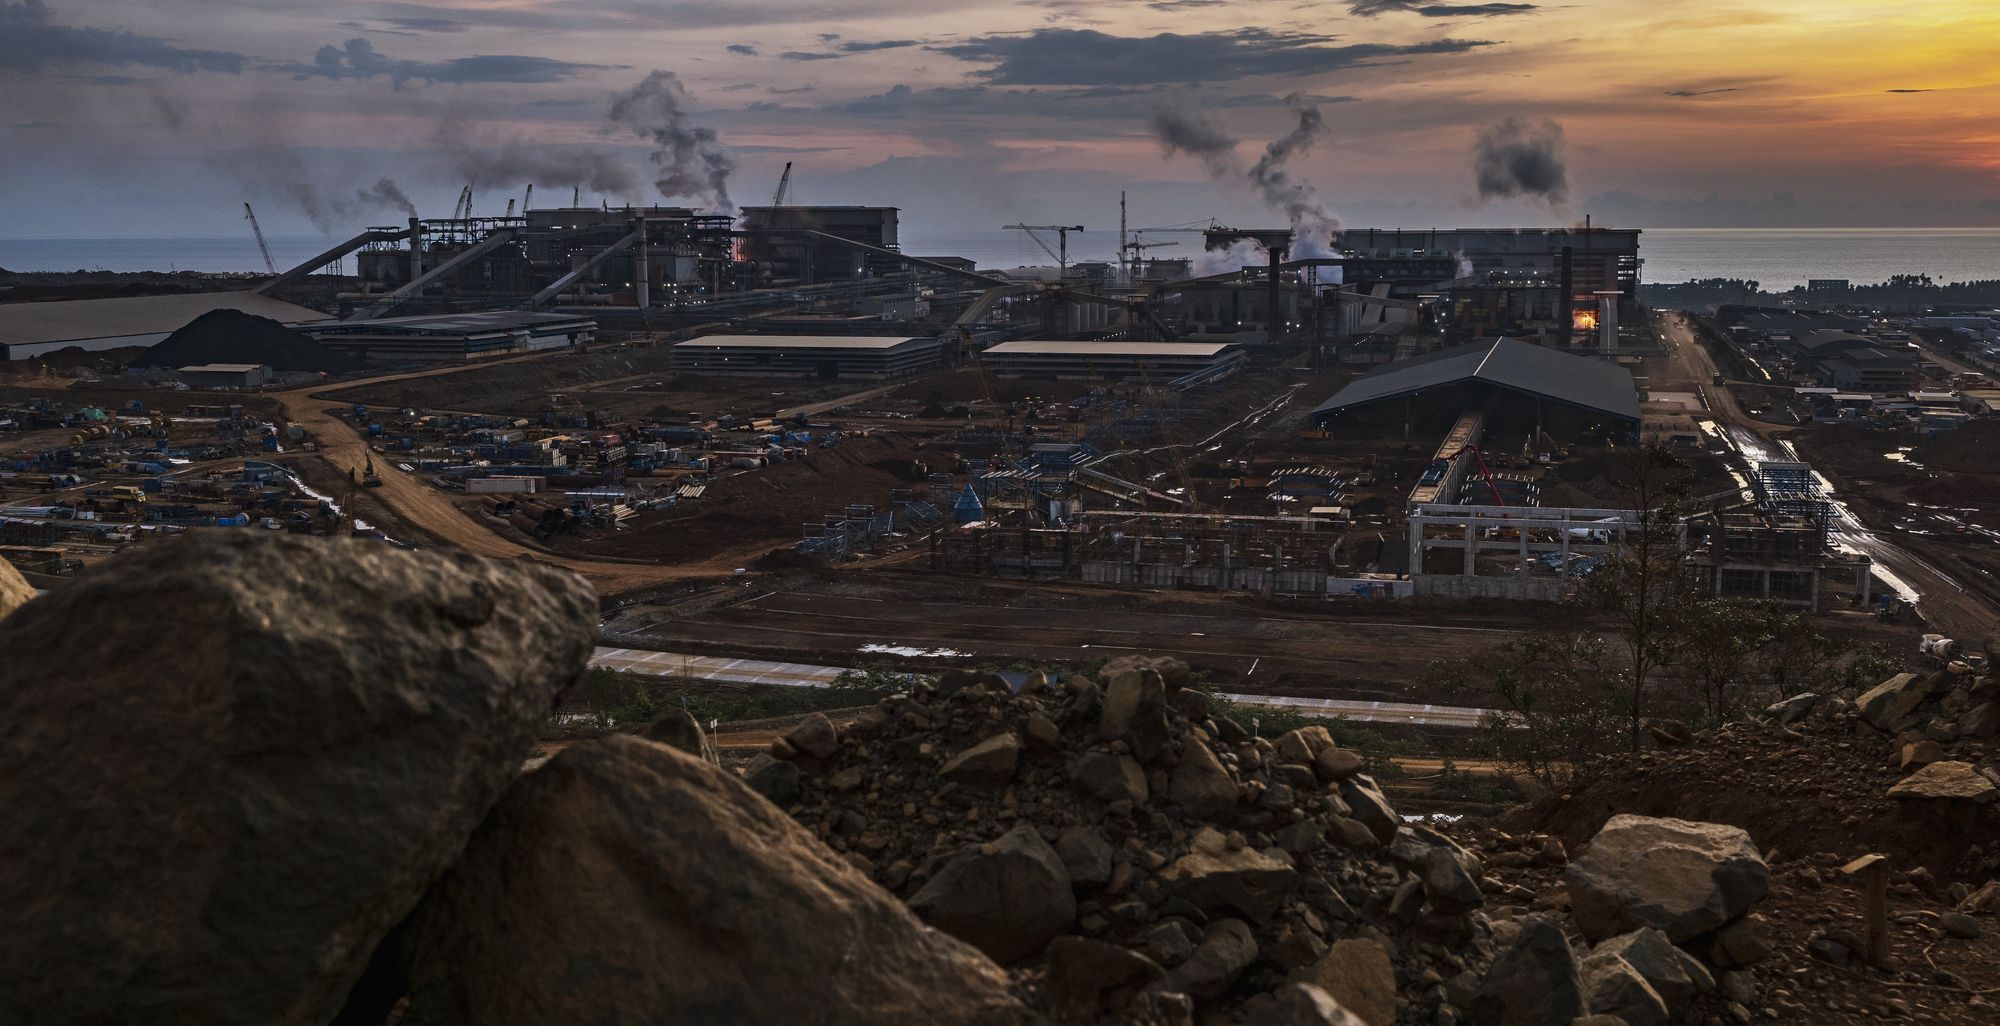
[1429,630,1622,786]
[1575,444,1702,749]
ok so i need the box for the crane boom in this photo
[242,203,276,275]
[1001,223,1084,274]
[772,161,793,206]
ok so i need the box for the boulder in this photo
[1288,938,1398,1026]
[1566,815,1770,943]
[1856,672,1933,731]
[641,709,718,764]
[0,555,30,619]
[1277,726,1336,765]
[1163,918,1258,1000]
[0,533,597,1026]
[1467,915,1586,1026]
[1763,693,1820,725]
[909,822,1077,964]
[1705,915,1773,968]
[783,712,841,761]
[1340,774,1401,845]
[1955,701,2000,740]
[1169,738,1240,820]
[1056,825,1116,887]
[1072,750,1149,804]
[1939,911,1982,939]
[1577,951,1668,1026]
[1162,827,1298,924]
[1888,760,1998,801]
[1957,879,2000,914]
[1585,929,1697,1014]
[1102,654,1191,692]
[744,753,803,804]
[385,736,1028,1025]
[1314,745,1365,782]
[1045,936,1165,1020]
[1099,665,1172,763]
[1898,739,1945,772]
[1267,983,1370,1026]
[940,732,1023,788]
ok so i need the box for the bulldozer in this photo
[362,453,383,489]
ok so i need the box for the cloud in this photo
[1665,87,1740,98]
[839,39,920,52]
[933,28,1491,85]
[1886,88,1934,94]
[778,51,845,61]
[10,120,58,129]
[1470,115,1569,207]
[0,0,249,74]
[769,84,816,94]
[1345,1,1536,14]
[384,16,469,33]
[727,44,757,56]
[269,38,610,87]
[1147,1,1226,9]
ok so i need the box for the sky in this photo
[1,0,1997,240]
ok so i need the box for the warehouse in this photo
[0,292,328,361]
[1310,336,1640,435]
[670,334,941,378]
[305,311,594,363]
[177,363,271,389]
[980,341,1242,379]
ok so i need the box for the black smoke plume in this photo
[355,177,417,217]
[1471,116,1569,207]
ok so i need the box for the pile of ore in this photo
[740,659,1513,1025]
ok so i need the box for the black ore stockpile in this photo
[138,310,363,374]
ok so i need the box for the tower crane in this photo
[242,203,276,275]
[1120,239,1179,278]
[521,183,533,214]
[771,161,794,206]
[1002,223,1085,276]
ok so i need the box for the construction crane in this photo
[242,203,276,275]
[504,198,516,217]
[1003,223,1085,276]
[571,185,581,208]
[1442,446,1507,506]
[521,183,533,214]
[771,161,793,206]
[1121,239,1179,278]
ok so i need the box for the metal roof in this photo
[0,292,327,346]
[677,335,928,350]
[321,311,591,336]
[1310,337,1640,424]
[985,341,1236,358]
[177,363,268,373]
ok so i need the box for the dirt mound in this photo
[137,309,362,374]
[1509,668,2000,886]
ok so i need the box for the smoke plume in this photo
[355,177,417,217]
[435,127,643,204]
[1151,98,1341,259]
[609,70,736,211]
[1471,116,1569,207]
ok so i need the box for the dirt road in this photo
[1658,312,1998,638]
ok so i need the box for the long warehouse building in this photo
[980,340,1241,379]
[670,334,942,378]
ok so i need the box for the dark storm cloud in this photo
[1886,88,1934,94]
[933,29,1491,85]
[1665,87,1740,98]
[1346,1,1537,15]
[1471,115,1569,207]
[727,44,758,56]
[779,51,845,62]
[0,0,249,74]
[269,38,610,87]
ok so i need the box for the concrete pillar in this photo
[1857,558,1873,605]
[407,217,424,282]
[1463,521,1477,576]
[634,218,650,311]
[1409,512,1424,578]
[1518,528,1530,578]
[1760,569,1771,598]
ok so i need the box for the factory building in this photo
[305,311,595,363]
[1340,227,1641,347]
[737,206,901,282]
[981,341,1242,379]
[1781,331,1921,393]
[670,334,942,378]
[1310,336,1641,437]
[0,292,327,361]
[176,364,271,389]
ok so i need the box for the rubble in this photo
[1886,760,1998,802]
[1566,815,1771,944]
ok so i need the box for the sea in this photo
[5,227,2000,292]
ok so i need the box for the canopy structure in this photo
[1310,337,1641,428]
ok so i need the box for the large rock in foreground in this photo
[390,735,1030,1025]
[0,555,31,619]
[0,533,597,1026]
[910,822,1078,964]
[1566,815,1770,943]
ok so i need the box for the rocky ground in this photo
[5,535,1999,1026]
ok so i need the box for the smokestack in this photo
[634,217,650,312]
[408,217,424,283]
[1268,244,1285,340]
[1559,245,1574,348]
